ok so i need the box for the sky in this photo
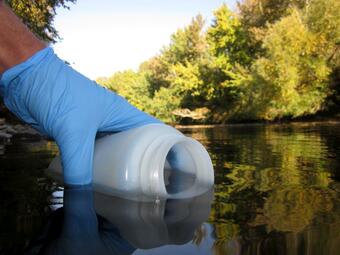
[53,0,238,79]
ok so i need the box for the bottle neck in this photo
[139,134,214,200]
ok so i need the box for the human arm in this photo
[0,0,46,74]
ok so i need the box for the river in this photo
[1,122,340,255]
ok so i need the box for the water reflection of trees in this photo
[181,124,340,255]
[0,139,57,254]
[250,186,336,232]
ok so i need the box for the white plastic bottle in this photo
[48,124,214,201]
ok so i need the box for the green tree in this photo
[304,0,340,111]
[97,70,179,123]
[207,4,252,67]
[141,15,210,122]
[254,12,329,118]
[144,15,208,94]
[238,0,307,28]
[151,87,181,123]
[97,70,152,112]
[201,4,254,121]
[99,0,339,123]
[238,0,308,59]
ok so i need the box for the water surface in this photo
[1,122,340,255]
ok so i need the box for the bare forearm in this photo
[0,1,46,74]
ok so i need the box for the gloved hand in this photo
[0,47,162,185]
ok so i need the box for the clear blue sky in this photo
[53,0,238,79]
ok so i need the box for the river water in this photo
[1,122,340,255]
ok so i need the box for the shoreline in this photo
[1,115,339,140]
[175,116,340,129]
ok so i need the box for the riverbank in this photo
[176,115,340,129]
[0,118,40,141]
[1,115,339,141]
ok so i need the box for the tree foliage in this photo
[250,9,331,119]
[144,15,208,94]
[97,70,152,112]
[102,0,338,124]
[208,4,252,67]
[238,0,307,28]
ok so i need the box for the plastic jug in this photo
[48,124,214,201]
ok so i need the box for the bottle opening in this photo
[164,142,197,194]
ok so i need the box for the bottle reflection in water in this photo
[25,185,213,255]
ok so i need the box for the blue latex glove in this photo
[0,47,162,185]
